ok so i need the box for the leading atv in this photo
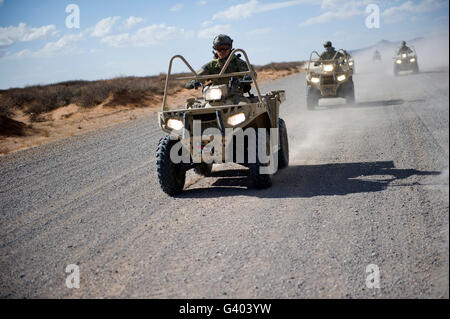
[393,45,419,76]
[305,49,355,110]
[156,49,289,196]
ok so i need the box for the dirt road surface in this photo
[1,68,448,298]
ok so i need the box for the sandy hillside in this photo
[0,68,302,156]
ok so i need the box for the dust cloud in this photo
[352,33,449,75]
[285,33,449,163]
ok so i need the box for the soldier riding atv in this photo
[342,49,355,73]
[373,50,381,61]
[156,36,289,196]
[393,41,419,76]
[305,41,355,110]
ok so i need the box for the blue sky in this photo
[0,0,448,89]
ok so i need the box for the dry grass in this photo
[0,61,304,126]
[0,75,186,121]
[0,60,304,154]
[254,61,304,72]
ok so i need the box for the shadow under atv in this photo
[308,98,429,111]
[314,98,428,110]
[179,161,440,199]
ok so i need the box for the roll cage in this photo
[161,49,263,111]
[306,49,349,73]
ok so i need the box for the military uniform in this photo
[319,47,343,61]
[397,45,412,55]
[186,54,253,88]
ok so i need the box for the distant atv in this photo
[156,49,289,196]
[348,57,355,73]
[305,49,355,110]
[373,51,382,61]
[344,52,355,73]
[393,45,419,76]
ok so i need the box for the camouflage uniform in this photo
[319,47,343,61]
[186,54,252,88]
[397,44,412,55]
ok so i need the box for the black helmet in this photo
[213,34,233,49]
[323,41,332,48]
[401,41,406,46]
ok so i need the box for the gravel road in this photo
[1,67,448,298]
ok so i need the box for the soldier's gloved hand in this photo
[185,81,201,90]
[242,75,253,83]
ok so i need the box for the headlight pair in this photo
[167,113,246,130]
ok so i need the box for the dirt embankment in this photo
[0,64,303,156]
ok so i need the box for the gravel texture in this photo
[0,69,448,298]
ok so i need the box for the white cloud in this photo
[212,0,257,20]
[196,0,207,5]
[101,24,186,47]
[201,20,213,27]
[91,16,120,37]
[13,49,32,58]
[299,0,370,27]
[300,8,363,26]
[198,24,231,39]
[297,0,447,27]
[123,16,144,29]
[0,23,57,48]
[170,4,184,12]
[382,0,447,24]
[0,0,3,7]
[247,27,272,36]
[5,33,84,59]
[38,34,83,56]
[212,0,312,21]
[101,33,129,47]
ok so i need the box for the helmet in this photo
[213,34,233,49]
[401,41,406,46]
[323,41,332,48]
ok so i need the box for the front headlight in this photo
[410,58,415,62]
[227,113,246,126]
[402,53,407,58]
[204,88,223,101]
[396,59,402,64]
[311,77,320,84]
[166,119,184,130]
[349,61,354,66]
[337,74,346,82]
[323,64,334,72]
